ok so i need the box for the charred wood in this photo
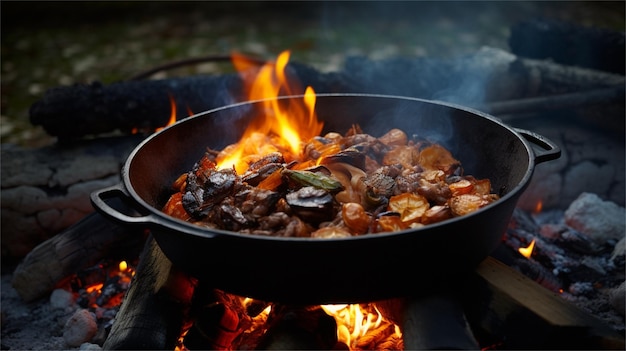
[256,307,338,350]
[183,302,242,350]
[28,62,353,141]
[102,236,197,350]
[182,283,245,350]
[28,48,624,142]
[464,256,625,350]
[29,75,244,140]
[11,212,145,302]
[401,293,479,350]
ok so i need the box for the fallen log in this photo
[28,48,625,141]
[28,61,352,141]
[11,212,146,302]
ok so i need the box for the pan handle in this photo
[90,184,159,226]
[515,128,561,164]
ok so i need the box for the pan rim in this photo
[121,93,536,242]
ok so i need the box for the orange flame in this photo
[321,303,401,349]
[155,94,178,133]
[216,50,323,173]
[131,94,179,134]
[534,200,543,213]
[518,239,536,258]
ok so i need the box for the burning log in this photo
[28,48,624,141]
[27,75,245,140]
[27,61,352,141]
[256,307,339,350]
[401,293,479,350]
[103,236,197,350]
[183,302,243,350]
[11,212,145,302]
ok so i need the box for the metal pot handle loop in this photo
[90,184,157,226]
[515,128,561,164]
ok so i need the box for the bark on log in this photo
[11,212,145,302]
[103,236,197,350]
[29,75,244,140]
[256,307,338,350]
[28,48,625,141]
[28,62,352,141]
[1,135,142,264]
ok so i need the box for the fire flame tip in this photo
[518,238,536,258]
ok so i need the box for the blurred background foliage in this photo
[2,1,624,147]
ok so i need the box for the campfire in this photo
[3,23,625,350]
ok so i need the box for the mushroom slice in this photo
[319,147,366,170]
[311,226,352,239]
[285,186,334,224]
[241,152,285,186]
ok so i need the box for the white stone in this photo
[79,342,103,350]
[63,309,97,347]
[49,288,75,310]
[564,192,626,245]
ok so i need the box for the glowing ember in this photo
[85,283,103,294]
[518,239,536,258]
[216,50,323,173]
[534,200,543,213]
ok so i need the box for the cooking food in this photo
[91,94,560,303]
[162,124,499,238]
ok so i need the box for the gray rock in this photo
[63,309,97,347]
[79,342,103,350]
[49,288,75,310]
[608,281,625,316]
[564,192,625,245]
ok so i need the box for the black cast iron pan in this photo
[91,94,560,304]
